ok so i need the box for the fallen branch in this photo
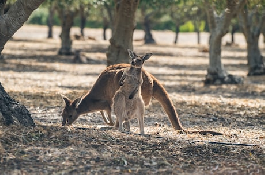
[191,140,259,146]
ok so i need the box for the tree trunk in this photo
[194,20,201,44]
[247,35,264,75]
[47,5,54,39]
[106,0,139,66]
[197,30,201,45]
[58,9,76,55]
[205,32,227,83]
[0,83,35,126]
[141,8,155,44]
[239,8,265,76]
[0,0,45,56]
[231,24,239,44]
[103,16,108,40]
[80,6,86,37]
[174,24,180,44]
[204,0,245,84]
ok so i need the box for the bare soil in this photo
[0,25,264,174]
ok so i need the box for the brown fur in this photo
[113,50,151,134]
[62,63,183,130]
[62,64,222,135]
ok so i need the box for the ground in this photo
[0,25,264,174]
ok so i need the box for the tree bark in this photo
[47,5,55,39]
[204,0,246,84]
[239,8,265,76]
[106,0,139,66]
[0,83,35,127]
[0,0,45,56]
[58,9,77,55]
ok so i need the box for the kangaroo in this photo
[113,49,152,134]
[61,59,222,135]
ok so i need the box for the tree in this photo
[140,4,156,44]
[170,0,194,44]
[102,0,115,39]
[239,4,265,76]
[57,1,78,55]
[204,0,246,84]
[0,0,45,57]
[0,83,35,127]
[106,0,139,66]
[230,19,240,44]
[47,3,55,38]
[0,0,45,126]
[170,5,186,44]
[190,5,206,44]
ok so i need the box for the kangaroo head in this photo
[127,49,152,68]
[61,95,82,126]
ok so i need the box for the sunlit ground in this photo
[0,25,264,174]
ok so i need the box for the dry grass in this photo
[0,26,264,174]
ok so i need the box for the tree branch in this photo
[220,0,246,36]
[204,0,216,32]
[238,6,249,41]
[0,0,45,55]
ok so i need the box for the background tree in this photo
[102,0,114,39]
[190,5,206,44]
[239,3,265,76]
[139,3,156,44]
[0,0,45,126]
[56,1,79,55]
[170,5,187,44]
[106,0,139,66]
[169,0,194,44]
[47,2,55,38]
[204,0,246,84]
[230,18,240,44]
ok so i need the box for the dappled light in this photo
[0,25,264,174]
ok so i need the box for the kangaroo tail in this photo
[151,75,184,130]
[151,75,222,135]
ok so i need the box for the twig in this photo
[191,140,259,146]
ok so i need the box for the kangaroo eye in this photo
[69,115,73,118]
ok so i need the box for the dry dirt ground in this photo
[0,25,264,174]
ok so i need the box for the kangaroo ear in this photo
[72,97,83,108]
[61,94,71,106]
[143,53,153,61]
[127,49,136,59]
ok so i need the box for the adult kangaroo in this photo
[62,63,222,135]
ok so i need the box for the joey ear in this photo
[127,49,136,59]
[61,94,71,106]
[143,53,153,61]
